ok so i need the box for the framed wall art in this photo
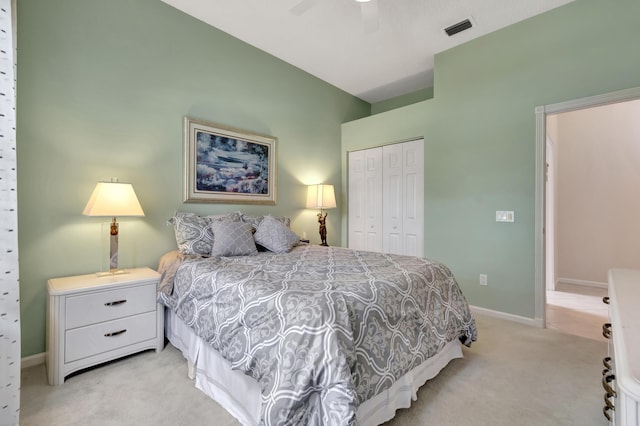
[183,116,277,204]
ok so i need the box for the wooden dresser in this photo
[604,269,640,425]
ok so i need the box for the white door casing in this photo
[534,86,640,326]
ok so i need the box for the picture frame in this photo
[183,116,277,204]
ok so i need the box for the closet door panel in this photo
[402,139,424,257]
[364,148,383,252]
[348,151,365,250]
[383,143,404,255]
[349,148,382,252]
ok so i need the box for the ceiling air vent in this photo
[444,18,473,37]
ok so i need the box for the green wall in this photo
[343,0,640,319]
[370,86,433,115]
[17,0,369,357]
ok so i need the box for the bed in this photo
[157,212,477,426]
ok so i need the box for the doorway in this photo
[534,86,640,329]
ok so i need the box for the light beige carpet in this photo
[20,313,608,426]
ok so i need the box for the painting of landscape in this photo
[196,131,269,195]
[183,117,277,204]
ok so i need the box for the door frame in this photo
[534,86,640,326]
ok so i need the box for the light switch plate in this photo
[496,211,514,222]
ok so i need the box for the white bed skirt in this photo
[165,308,463,426]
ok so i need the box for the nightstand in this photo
[46,267,164,385]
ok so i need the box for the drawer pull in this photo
[104,299,127,307]
[603,356,612,371]
[602,374,616,398]
[602,323,611,339]
[602,296,610,304]
[104,329,127,337]
[603,393,615,409]
[603,405,614,421]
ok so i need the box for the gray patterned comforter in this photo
[158,245,477,426]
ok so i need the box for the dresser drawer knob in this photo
[604,392,616,408]
[603,404,614,421]
[602,296,610,304]
[104,329,127,337]
[602,323,611,339]
[602,374,616,398]
[104,299,127,306]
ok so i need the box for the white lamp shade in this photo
[306,184,337,209]
[83,181,145,217]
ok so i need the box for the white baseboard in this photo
[470,305,543,328]
[21,352,45,369]
[556,277,608,289]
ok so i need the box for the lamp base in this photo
[317,209,328,246]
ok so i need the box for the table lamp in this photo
[306,184,336,246]
[83,179,145,275]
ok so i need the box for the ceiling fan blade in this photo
[361,0,379,34]
[290,0,320,16]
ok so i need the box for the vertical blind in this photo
[0,0,19,423]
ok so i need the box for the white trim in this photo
[534,86,640,331]
[470,305,543,328]
[534,106,546,327]
[555,277,608,289]
[21,352,45,369]
[541,86,640,115]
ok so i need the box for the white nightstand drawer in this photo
[65,311,157,363]
[65,283,156,329]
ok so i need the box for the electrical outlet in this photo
[479,274,488,286]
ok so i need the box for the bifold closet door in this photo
[349,139,423,256]
[348,147,382,252]
[382,139,424,257]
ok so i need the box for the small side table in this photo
[46,267,164,385]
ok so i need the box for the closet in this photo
[348,138,424,256]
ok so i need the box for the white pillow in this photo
[254,215,300,254]
[210,220,258,257]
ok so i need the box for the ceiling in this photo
[161,0,575,104]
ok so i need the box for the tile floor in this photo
[546,282,609,342]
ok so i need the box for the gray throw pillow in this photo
[210,220,258,257]
[254,215,300,254]
[241,213,291,230]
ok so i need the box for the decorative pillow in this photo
[254,215,300,254]
[210,220,258,257]
[168,212,214,255]
[241,213,291,230]
[168,211,242,255]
